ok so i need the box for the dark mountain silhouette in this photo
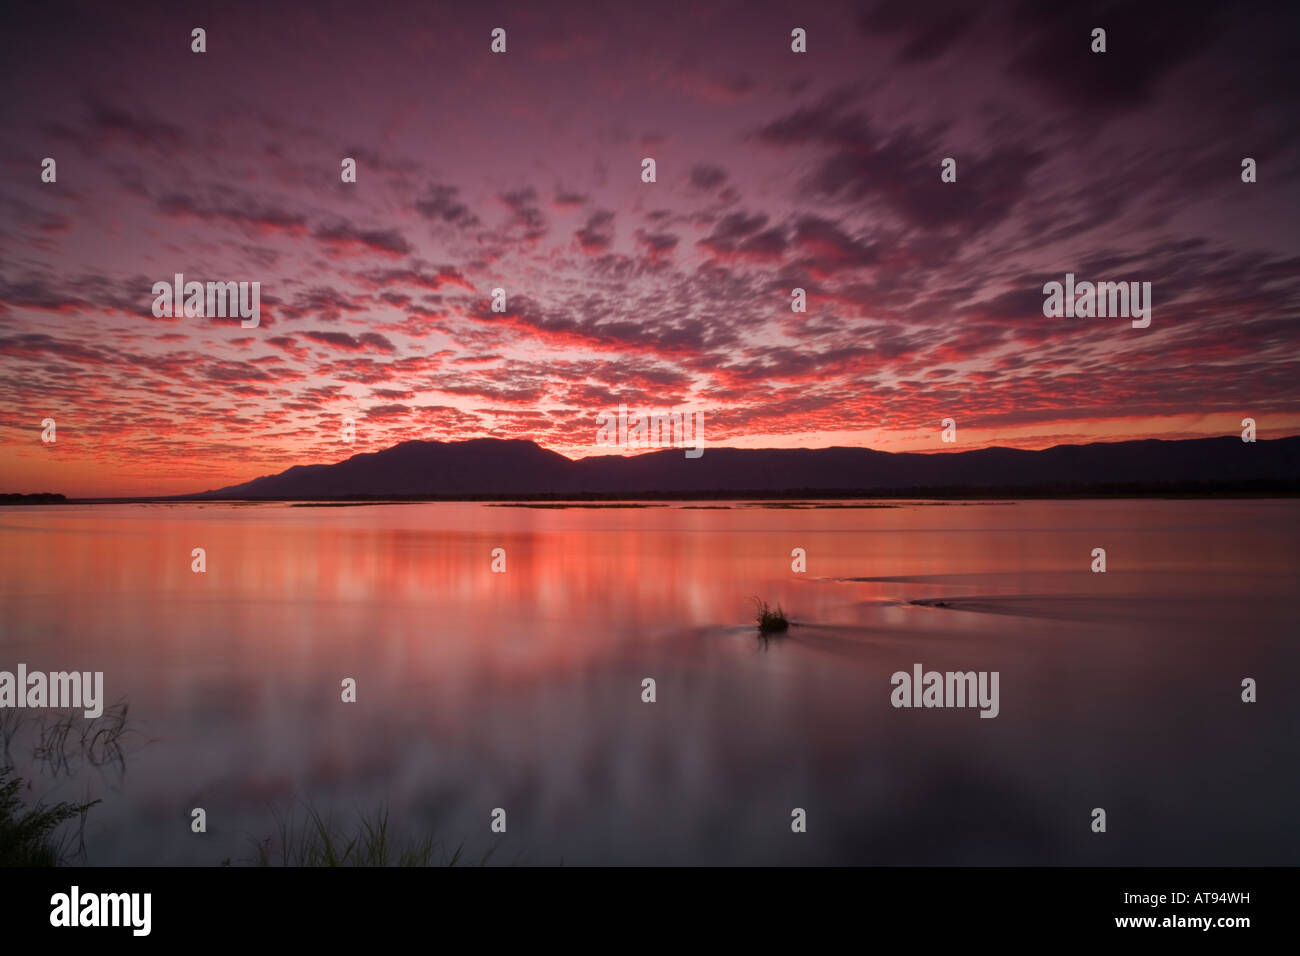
[0,493,66,505]
[185,436,1300,499]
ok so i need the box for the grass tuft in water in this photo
[753,598,790,634]
[29,700,133,776]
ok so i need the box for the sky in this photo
[1,0,1297,496]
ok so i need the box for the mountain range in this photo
[185,436,1300,499]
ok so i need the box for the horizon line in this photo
[7,432,1296,501]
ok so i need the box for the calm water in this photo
[1,499,1297,866]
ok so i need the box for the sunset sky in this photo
[1,0,1297,496]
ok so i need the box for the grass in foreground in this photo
[753,598,790,635]
[250,804,490,867]
[0,767,99,866]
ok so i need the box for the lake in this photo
[1,499,1296,865]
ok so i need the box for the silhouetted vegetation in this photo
[0,767,99,866]
[754,599,790,634]
[3,700,134,777]
[250,803,489,867]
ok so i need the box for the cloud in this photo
[576,210,616,252]
[789,216,879,275]
[313,221,411,256]
[697,211,787,259]
[756,102,1045,234]
[302,331,397,353]
[859,3,980,64]
[553,189,589,208]
[155,189,308,234]
[1006,0,1223,112]
[635,230,679,256]
[414,184,480,228]
[499,187,548,240]
[689,164,728,190]
[44,95,190,155]
[356,266,474,293]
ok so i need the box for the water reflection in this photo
[0,499,1296,865]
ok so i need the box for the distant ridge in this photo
[182,436,1300,500]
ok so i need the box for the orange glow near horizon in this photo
[5,412,1298,498]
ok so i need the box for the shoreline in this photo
[5,483,1300,506]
